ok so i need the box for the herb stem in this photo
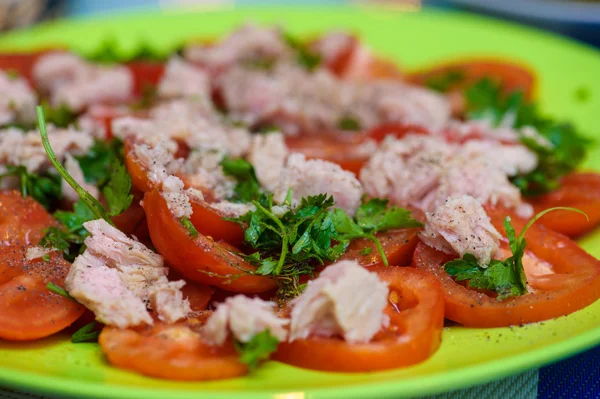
[368,234,388,267]
[518,206,588,241]
[36,106,114,226]
[252,200,288,275]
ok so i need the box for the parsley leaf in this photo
[75,139,124,186]
[103,163,133,216]
[338,116,361,131]
[283,32,322,71]
[234,330,280,370]
[71,322,100,343]
[41,100,78,128]
[0,165,62,210]
[444,207,586,300]
[464,78,591,196]
[332,198,422,266]
[220,156,262,203]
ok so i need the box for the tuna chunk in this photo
[184,24,292,74]
[25,246,54,261]
[0,70,37,125]
[157,57,211,100]
[33,52,133,112]
[209,201,256,217]
[203,295,289,345]
[184,148,236,201]
[289,260,389,343]
[131,140,183,185]
[0,125,93,173]
[161,175,194,219]
[458,141,538,176]
[62,153,99,203]
[247,132,288,192]
[275,153,363,215]
[66,219,191,328]
[419,195,502,266]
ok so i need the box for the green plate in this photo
[0,6,599,399]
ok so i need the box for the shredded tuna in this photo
[275,153,363,215]
[132,140,183,185]
[458,141,538,176]
[0,70,37,125]
[210,201,256,217]
[289,260,389,343]
[0,125,93,173]
[247,132,288,192]
[203,295,289,346]
[184,148,236,201]
[33,52,133,112]
[158,57,211,100]
[25,246,54,261]
[62,153,99,203]
[419,195,502,266]
[162,175,193,219]
[66,219,191,328]
[184,24,292,74]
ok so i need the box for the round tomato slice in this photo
[0,248,85,341]
[528,172,600,237]
[0,51,57,85]
[273,266,444,372]
[408,58,535,99]
[339,228,421,267]
[0,190,58,246]
[413,207,600,328]
[99,319,247,381]
[143,189,277,293]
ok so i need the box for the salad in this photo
[0,24,599,379]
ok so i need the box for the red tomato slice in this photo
[339,228,421,267]
[273,266,444,372]
[0,51,57,85]
[408,58,535,99]
[528,172,600,237]
[143,189,277,293]
[126,61,165,98]
[0,191,84,340]
[99,319,248,381]
[412,206,600,327]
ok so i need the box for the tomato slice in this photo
[99,319,248,380]
[143,189,277,293]
[0,191,84,340]
[0,51,58,85]
[528,172,600,237]
[126,61,165,98]
[286,123,427,175]
[273,266,444,372]
[413,207,600,327]
[0,190,58,246]
[408,58,535,99]
[339,228,420,267]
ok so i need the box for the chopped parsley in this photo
[220,156,262,203]
[75,139,124,187]
[41,100,78,128]
[41,199,94,261]
[444,207,587,301]
[230,195,420,298]
[71,322,100,343]
[283,32,322,71]
[338,116,361,131]
[425,69,465,92]
[464,77,591,196]
[0,165,62,210]
[235,330,280,370]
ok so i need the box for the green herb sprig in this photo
[444,207,587,300]
[234,330,279,370]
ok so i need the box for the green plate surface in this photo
[0,6,599,399]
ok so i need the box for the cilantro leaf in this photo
[355,198,423,232]
[338,116,361,131]
[71,322,100,343]
[75,139,124,186]
[220,156,262,203]
[103,163,133,216]
[463,78,591,196]
[235,330,279,370]
[41,100,78,128]
[41,199,93,261]
[283,32,322,71]
[0,165,62,210]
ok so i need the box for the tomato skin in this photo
[99,319,248,381]
[339,228,421,267]
[0,51,58,85]
[528,172,600,237]
[126,61,165,98]
[0,191,84,340]
[143,189,277,293]
[408,58,535,99]
[274,267,444,372]
[413,207,600,328]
